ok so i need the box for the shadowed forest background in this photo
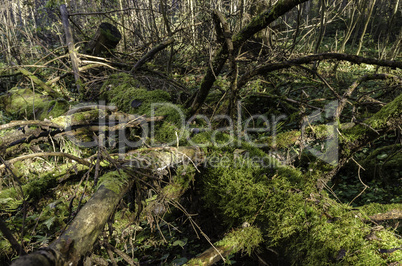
[0,0,401,265]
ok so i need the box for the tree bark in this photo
[130,37,174,73]
[85,22,122,57]
[10,147,203,266]
[60,5,81,98]
[237,52,402,90]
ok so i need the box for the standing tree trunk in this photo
[356,0,376,55]
[60,5,81,98]
[85,22,122,57]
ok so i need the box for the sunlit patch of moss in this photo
[216,226,263,255]
[0,88,69,120]
[200,147,401,264]
[202,153,281,226]
[260,130,301,149]
[358,203,402,216]
[366,93,402,129]
[96,171,129,194]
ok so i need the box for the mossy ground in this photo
[0,88,69,120]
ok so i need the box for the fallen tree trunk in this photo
[10,146,203,265]
[200,151,402,264]
[187,226,263,266]
[130,37,174,73]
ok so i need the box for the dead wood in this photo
[0,108,163,152]
[317,93,402,190]
[187,226,262,266]
[0,152,92,170]
[187,0,310,114]
[369,210,402,223]
[85,22,122,57]
[130,37,174,73]
[13,65,62,98]
[237,53,402,90]
[60,4,81,97]
[10,146,203,266]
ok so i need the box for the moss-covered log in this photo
[319,92,402,189]
[199,150,402,264]
[0,88,69,121]
[10,146,203,265]
[187,226,263,266]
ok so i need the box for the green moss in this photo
[366,93,402,129]
[0,88,69,120]
[261,130,301,148]
[96,171,129,194]
[358,203,402,216]
[173,164,197,188]
[216,226,263,255]
[100,73,186,126]
[186,259,203,266]
[201,148,401,264]
[40,100,69,119]
[0,172,60,211]
[161,183,182,199]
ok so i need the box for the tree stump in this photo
[85,22,121,56]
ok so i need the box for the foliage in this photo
[0,0,401,264]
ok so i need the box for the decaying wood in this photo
[13,65,61,98]
[60,4,81,97]
[317,92,402,190]
[369,210,402,223]
[130,37,174,73]
[0,152,92,170]
[187,0,310,114]
[335,73,401,119]
[10,146,203,265]
[237,53,402,90]
[187,226,262,266]
[0,107,163,152]
[85,22,122,57]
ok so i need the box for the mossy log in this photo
[187,226,263,266]
[10,146,203,265]
[0,88,69,121]
[200,151,402,264]
[14,67,62,98]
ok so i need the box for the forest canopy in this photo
[0,0,401,265]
